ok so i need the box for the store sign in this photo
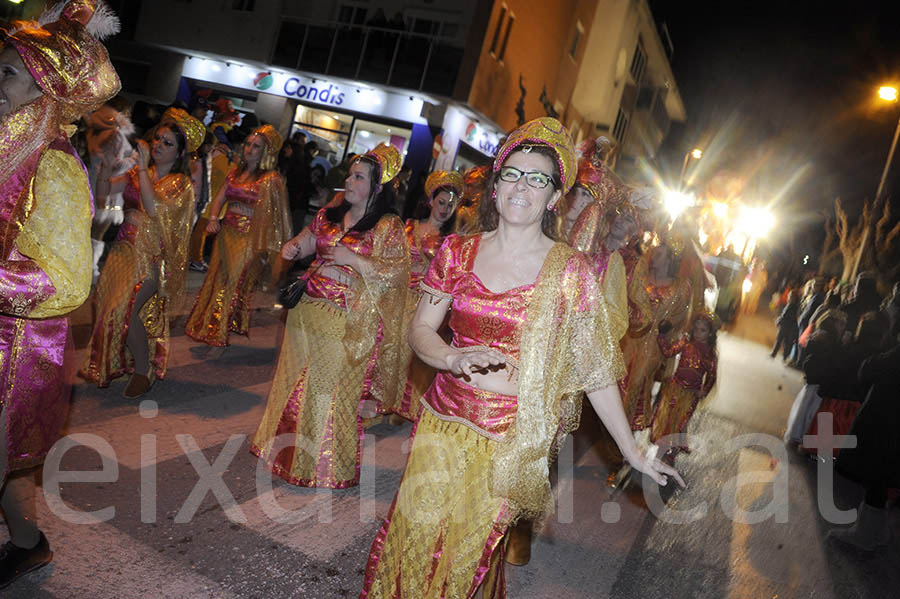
[181,58,426,124]
[464,121,500,156]
[283,78,345,106]
[433,105,504,171]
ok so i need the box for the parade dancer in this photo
[360,119,682,599]
[79,107,204,397]
[454,164,489,235]
[650,311,719,464]
[185,125,291,348]
[251,143,408,489]
[0,0,120,587]
[387,169,463,423]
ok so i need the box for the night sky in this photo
[651,1,900,258]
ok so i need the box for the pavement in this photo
[2,276,898,598]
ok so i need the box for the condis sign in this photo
[283,78,345,105]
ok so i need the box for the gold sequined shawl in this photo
[248,170,292,258]
[494,242,625,522]
[152,173,194,305]
[342,214,410,409]
[0,97,60,192]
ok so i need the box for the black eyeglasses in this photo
[498,166,554,189]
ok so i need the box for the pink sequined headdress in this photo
[4,0,121,124]
[493,117,576,194]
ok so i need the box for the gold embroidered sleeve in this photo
[17,149,93,318]
[627,252,652,335]
[249,171,292,257]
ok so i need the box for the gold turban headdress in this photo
[161,107,206,154]
[361,142,402,184]
[3,0,121,125]
[250,124,282,171]
[493,117,576,194]
[574,136,627,211]
[424,170,464,200]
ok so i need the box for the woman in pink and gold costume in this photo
[251,143,408,488]
[185,124,291,347]
[79,106,203,397]
[0,0,120,586]
[360,118,682,599]
[386,169,463,423]
[651,311,719,464]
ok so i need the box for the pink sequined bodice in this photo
[304,207,375,309]
[224,170,261,207]
[405,219,443,289]
[122,167,142,212]
[422,234,533,361]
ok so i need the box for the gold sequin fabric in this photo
[424,170,464,199]
[364,143,402,184]
[185,171,290,346]
[6,0,121,127]
[619,277,692,430]
[493,117,576,193]
[361,409,511,599]
[184,220,263,347]
[79,171,195,386]
[249,298,373,488]
[650,380,700,448]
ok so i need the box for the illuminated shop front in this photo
[179,57,504,172]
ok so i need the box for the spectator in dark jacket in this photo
[771,290,800,360]
[830,334,900,551]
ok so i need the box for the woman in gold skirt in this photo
[360,118,682,599]
[250,143,408,488]
[185,125,291,347]
[80,108,204,397]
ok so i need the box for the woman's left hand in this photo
[134,138,151,170]
[628,452,686,488]
[321,245,358,270]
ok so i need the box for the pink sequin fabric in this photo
[304,208,376,309]
[422,234,533,363]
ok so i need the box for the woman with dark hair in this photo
[650,311,719,464]
[251,143,408,488]
[185,125,291,348]
[360,118,681,598]
[386,170,463,423]
[80,108,204,397]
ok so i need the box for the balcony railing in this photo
[271,19,465,97]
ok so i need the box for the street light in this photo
[680,147,703,189]
[875,85,900,200]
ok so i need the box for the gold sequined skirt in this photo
[649,381,700,449]
[250,298,374,488]
[361,409,511,599]
[185,224,265,347]
[79,241,168,386]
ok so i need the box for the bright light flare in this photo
[742,279,753,294]
[691,148,703,159]
[711,201,728,219]
[663,189,695,220]
[736,205,775,237]
[879,86,898,102]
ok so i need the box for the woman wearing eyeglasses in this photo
[385,170,464,423]
[360,118,683,599]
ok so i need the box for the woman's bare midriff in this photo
[227,204,254,217]
[451,366,518,396]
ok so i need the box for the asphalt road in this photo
[3,282,897,598]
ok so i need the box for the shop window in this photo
[489,6,506,56]
[498,14,514,62]
[232,0,255,11]
[337,4,368,26]
[292,106,354,167]
[348,119,411,159]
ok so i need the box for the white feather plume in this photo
[36,1,120,40]
[85,2,120,40]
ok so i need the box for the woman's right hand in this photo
[446,349,507,377]
[206,218,221,234]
